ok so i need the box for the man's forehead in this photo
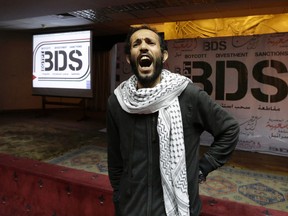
[130,29,159,41]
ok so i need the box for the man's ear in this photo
[126,55,131,64]
[162,50,168,63]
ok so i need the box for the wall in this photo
[160,13,288,39]
[0,31,42,111]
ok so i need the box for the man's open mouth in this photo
[139,55,152,67]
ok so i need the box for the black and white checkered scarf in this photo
[114,69,191,216]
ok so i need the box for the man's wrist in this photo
[198,170,206,184]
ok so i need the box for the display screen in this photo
[32,30,93,98]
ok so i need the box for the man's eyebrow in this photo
[133,38,142,43]
[133,37,155,42]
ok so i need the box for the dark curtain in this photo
[87,50,111,112]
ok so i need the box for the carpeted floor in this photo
[48,144,108,174]
[46,143,288,213]
[0,122,106,161]
[0,109,107,161]
[0,109,287,213]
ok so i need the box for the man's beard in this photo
[130,56,163,88]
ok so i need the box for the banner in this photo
[114,33,288,157]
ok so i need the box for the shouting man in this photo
[107,25,239,216]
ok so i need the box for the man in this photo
[107,25,239,216]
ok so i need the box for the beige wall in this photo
[0,31,43,111]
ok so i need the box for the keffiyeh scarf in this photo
[114,69,192,216]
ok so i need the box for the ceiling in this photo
[0,0,287,36]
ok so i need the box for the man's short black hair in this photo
[124,25,167,55]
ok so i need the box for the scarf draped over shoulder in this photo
[114,69,192,216]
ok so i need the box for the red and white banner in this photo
[114,33,288,157]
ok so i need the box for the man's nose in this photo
[140,41,148,51]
